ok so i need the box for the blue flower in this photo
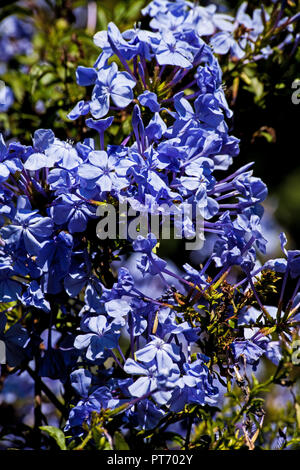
[89,62,135,119]
[138,91,160,113]
[71,369,93,398]
[264,232,300,278]
[0,257,22,302]
[133,235,167,276]
[105,299,131,326]
[67,100,90,121]
[23,128,55,170]
[123,28,157,61]
[146,113,167,142]
[169,358,218,412]
[154,31,193,68]
[265,341,282,366]
[65,384,119,435]
[36,231,73,294]
[45,139,82,170]
[0,134,22,182]
[124,358,180,404]
[21,280,50,312]
[0,15,33,61]
[127,399,164,430]
[174,91,224,127]
[85,116,114,149]
[142,0,187,17]
[132,233,157,254]
[78,150,119,192]
[65,269,104,311]
[149,9,189,34]
[0,0,295,438]
[84,277,104,312]
[0,84,14,112]
[231,340,265,365]
[1,196,54,255]
[235,3,265,42]
[112,267,134,296]
[33,128,55,152]
[106,22,138,61]
[39,334,79,381]
[210,32,246,59]
[76,66,98,86]
[74,316,120,361]
[86,116,114,133]
[0,313,30,367]
[50,194,96,233]
[135,335,181,369]
[195,61,222,94]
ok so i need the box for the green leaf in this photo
[114,431,130,450]
[240,72,251,86]
[126,0,145,21]
[285,437,300,449]
[259,131,274,143]
[92,426,104,449]
[114,4,126,23]
[260,325,277,336]
[245,77,264,103]
[40,426,67,450]
[295,403,300,430]
[97,7,108,29]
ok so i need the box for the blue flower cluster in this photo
[0,15,33,67]
[0,0,299,438]
[0,15,34,113]
[143,0,299,61]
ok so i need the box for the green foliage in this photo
[40,426,67,450]
[0,0,147,143]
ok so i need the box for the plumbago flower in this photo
[71,62,136,119]
[144,0,299,61]
[0,0,299,452]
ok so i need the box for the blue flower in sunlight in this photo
[0,258,22,302]
[154,31,193,68]
[135,335,181,369]
[65,375,120,435]
[50,194,96,233]
[0,313,30,367]
[105,299,131,326]
[45,139,82,170]
[210,31,246,59]
[0,84,14,112]
[78,150,118,192]
[0,134,22,183]
[231,340,265,365]
[138,91,160,113]
[74,316,120,361]
[1,197,54,255]
[169,358,219,412]
[21,280,50,312]
[124,358,180,404]
[89,62,135,119]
